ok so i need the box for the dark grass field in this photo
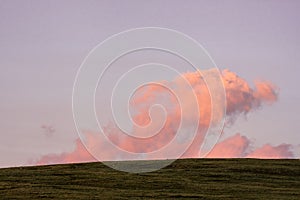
[0,159,299,199]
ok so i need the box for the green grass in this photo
[0,159,299,199]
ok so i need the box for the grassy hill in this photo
[0,159,299,199]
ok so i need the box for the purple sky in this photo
[0,0,299,167]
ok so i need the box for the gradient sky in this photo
[0,0,299,167]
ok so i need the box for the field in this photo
[0,159,299,199]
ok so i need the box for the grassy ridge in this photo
[0,159,299,199]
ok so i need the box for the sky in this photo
[0,0,299,168]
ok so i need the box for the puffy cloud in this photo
[36,138,94,165]
[206,133,250,158]
[35,69,290,165]
[246,144,294,159]
[206,133,294,159]
[222,69,278,120]
[36,132,295,165]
